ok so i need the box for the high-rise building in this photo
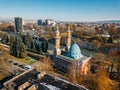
[15,17,23,32]
[37,19,45,26]
[45,19,56,26]
[37,19,56,26]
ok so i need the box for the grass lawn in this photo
[1,53,37,65]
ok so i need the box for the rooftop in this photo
[2,70,89,90]
[57,54,91,64]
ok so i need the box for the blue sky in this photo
[0,0,120,21]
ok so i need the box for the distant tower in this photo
[15,17,23,32]
[66,26,71,51]
[54,26,61,55]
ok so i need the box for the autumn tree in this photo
[108,25,117,43]
[67,61,80,83]
[91,40,101,50]
[7,25,15,32]
[67,60,89,83]
[96,68,113,90]
[34,57,53,73]
[60,32,67,44]
[95,53,106,67]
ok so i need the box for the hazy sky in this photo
[0,0,120,21]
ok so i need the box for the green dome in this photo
[67,43,83,60]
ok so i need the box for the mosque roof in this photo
[67,43,83,60]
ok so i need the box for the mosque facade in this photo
[53,27,92,74]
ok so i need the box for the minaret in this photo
[54,26,61,55]
[66,26,71,51]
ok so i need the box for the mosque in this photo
[53,26,92,74]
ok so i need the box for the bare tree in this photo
[95,53,106,67]
[108,51,117,74]
[34,57,54,73]
[67,61,80,83]
[67,60,90,83]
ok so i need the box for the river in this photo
[46,42,96,57]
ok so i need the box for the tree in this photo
[68,60,90,83]
[9,35,15,55]
[96,68,112,90]
[10,35,15,44]
[36,43,41,53]
[19,42,27,58]
[10,36,27,58]
[108,36,113,43]
[34,57,53,73]
[45,40,48,53]
[34,40,38,51]
[91,40,101,50]
[22,35,27,45]
[110,50,120,74]
[95,53,106,67]
[60,32,67,44]
[108,25,117,43]
[108,51,117,72]
[30,41,34,50]
[26,33,32,49]
[68,61,80,83]
[41,41,44,52]
[117,51,120,73]
[41,40,48,53]
[1,32,9,44]
[7,25,15,32]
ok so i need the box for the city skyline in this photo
[0,0,120,22]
